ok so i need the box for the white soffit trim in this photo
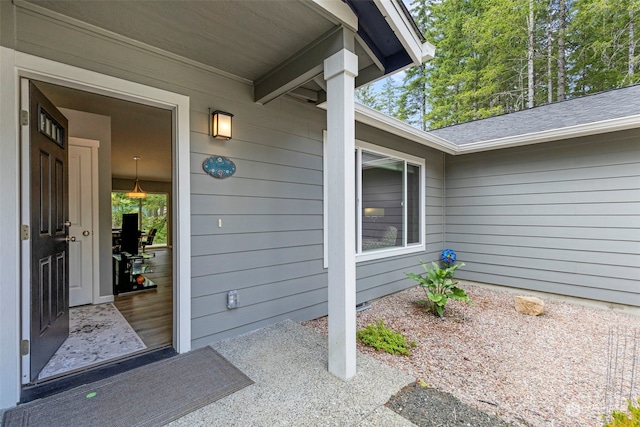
[374,0,425,64]
[354,104,458,154]
[307,0,358,32]
[457,113,640,154]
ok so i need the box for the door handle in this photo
[66,236,77,242]
[82,230,90,236]
[64,221,71,227]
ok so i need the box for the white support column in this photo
[324,48,358,380]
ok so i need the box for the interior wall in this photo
[112,178,173,247]
[58,108,113,298]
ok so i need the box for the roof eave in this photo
[455,114,640,154]
[351,106,640,156]
[373,0,434,64]
[354,104,458,154]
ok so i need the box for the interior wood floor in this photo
[114,247,173,349]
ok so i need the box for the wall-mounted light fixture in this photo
[126,155,147,198]
[364,207,384,222]
[210,109,233,140]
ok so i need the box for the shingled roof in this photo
[428,84,640,145]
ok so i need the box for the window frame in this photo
[323,134,426,267]
[111,191,169,247]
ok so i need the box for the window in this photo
[323,136,425,265]
[111,192,169,246]
[356,142,424,260]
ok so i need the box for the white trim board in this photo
[351,103,640,156]
[0,47,191,408]
[0,46,20,409]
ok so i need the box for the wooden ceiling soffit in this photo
[253,27,355,105]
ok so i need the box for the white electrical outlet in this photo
[227,290,238,309]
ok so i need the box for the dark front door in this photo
[29,81,70,382]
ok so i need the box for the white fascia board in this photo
[374,0,424,65]
[354,104,458,154]
[339,103,640,156]
[307,0,358,32]
[422,40,436,62]
[456,114,640,154]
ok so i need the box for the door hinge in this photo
[20,340,29,356]
[20,110,29,126]
[20,224,29,241]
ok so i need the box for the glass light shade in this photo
[126,179,147,198]
[212,110,233,140]
[364,207,385,217]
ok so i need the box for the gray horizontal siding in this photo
[191,214,321,234]
[12,5,332,347]
[192,273,328,319]
[458,271,640,307]
[446,129,640,305]
[191,196,321,215]
[14,5,449,347]
[191,260,325,298]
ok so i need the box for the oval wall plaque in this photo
[203,155,236,179]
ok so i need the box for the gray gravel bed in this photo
[387,382,531,427]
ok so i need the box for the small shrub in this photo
[604,398,640,426]
[406,249,471,317]
[356,320,415,355]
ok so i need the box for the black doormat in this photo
[3,347,253,427]
[21,346,177,403]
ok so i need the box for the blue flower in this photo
[441,249,457,265]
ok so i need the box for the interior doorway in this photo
[25,79,174,383]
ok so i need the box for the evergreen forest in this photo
[357,0,639,130]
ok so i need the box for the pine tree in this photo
[568,0,640,95]
[374,0,637,130]
[397,0,432,129]
[398,63,430,130]
[355,84,379,109]
[556,0,567,100]
[378,78,401,118]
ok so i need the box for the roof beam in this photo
[355,64,384,88]
[254,27,355,105]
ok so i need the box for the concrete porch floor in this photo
[168,320,416,427]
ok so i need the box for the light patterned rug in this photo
[39,303,146,379]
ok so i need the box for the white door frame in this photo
[1,47,191,403]
[69,137,101,307]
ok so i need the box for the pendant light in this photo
[126,156,147,198]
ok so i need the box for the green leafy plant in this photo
[406,256,471,317]
[604,398,640,426]
[356,320,415,356]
